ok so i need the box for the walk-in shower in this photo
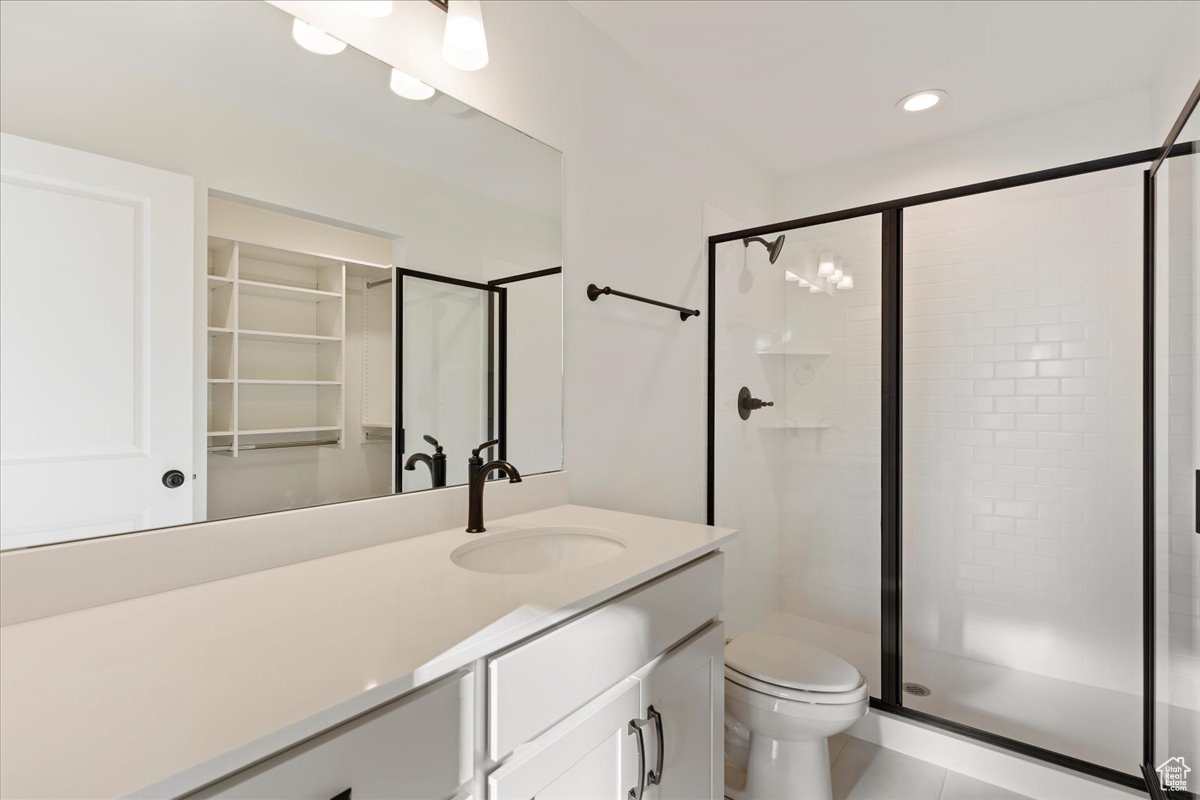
[709,103,1197,792]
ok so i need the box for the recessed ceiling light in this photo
[389,68,435,101]
[292,19,346,55]
[898,89,947,112]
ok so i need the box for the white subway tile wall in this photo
[901,167,1145,704]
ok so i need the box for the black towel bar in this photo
[586,284,700,321]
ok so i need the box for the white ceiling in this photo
[571,0,1189,174]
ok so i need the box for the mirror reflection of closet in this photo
[204,197,397,520]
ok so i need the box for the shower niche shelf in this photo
[754,346,831,359]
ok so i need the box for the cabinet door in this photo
[487,678,642,800]
[638,622,725,800]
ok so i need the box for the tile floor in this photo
[828,735,1033,800]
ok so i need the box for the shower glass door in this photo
[900,165,1146,773]
[1153,142,1198,787]
[712,215,883,692]
[398,271,497,491]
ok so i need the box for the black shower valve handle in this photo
[471,439,499,458]
[423,434,443,454]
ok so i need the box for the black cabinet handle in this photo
[161,469,186,489]
[647,705,664,786]
[628,716,649,800]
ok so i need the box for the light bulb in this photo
[818,259,835,277]
[898,89,948,112]
[838,275,854,289]
[830,269,844,282]
[443,0,489,71]
[344,0,393,17]
[389,68,435,100]
[292,18,346,55]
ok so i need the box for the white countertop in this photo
[0,504,734,799]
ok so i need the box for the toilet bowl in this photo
[723,630,869,800]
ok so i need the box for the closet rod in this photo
[208,438,341,453]
[366,277,392,288]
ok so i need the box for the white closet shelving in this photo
[207,237,346,456]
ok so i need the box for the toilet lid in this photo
[725,631,862,693]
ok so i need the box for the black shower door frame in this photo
[394,267,504,487]
[707,139,1197,794]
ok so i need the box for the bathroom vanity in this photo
[0,506,735,799]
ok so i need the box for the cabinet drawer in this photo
[190,672,473,800]
[487,552,723,760]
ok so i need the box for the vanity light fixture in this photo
[344,0,393,17]
[442,0,489,71]
[838,275,854,290]
[897,89,947,112]
[390,68,436,101]
[291,18,346,55]
[830,268,844,283]
[817,257,835,277]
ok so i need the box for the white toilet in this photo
[723,630,869,800]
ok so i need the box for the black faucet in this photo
[466,440,521,532]
[404,434,447,488]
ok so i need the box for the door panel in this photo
[638,623,725,800]
[0,133,194,548]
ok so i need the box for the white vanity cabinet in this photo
[181,552,725,800]
[187,673,473,800]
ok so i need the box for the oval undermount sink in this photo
[451,526,626,575]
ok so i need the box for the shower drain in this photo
[903,682,931,697]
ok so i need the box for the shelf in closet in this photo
[238,379,341,386]
[238,278,341,301]
[207,430,234,436]
[207,378,233,384]
[207,274,234,287]
[239,426,344,436]
[239,329,341,344]
[208,326,235,335]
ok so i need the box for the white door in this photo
[637,623,725,800]
[487,678,642,800]
[0,133,194,548]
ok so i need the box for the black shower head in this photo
[743,234,786,264]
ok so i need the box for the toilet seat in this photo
[725,665,868,705]
[725,631,868,705]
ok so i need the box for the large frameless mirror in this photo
[0,0,563,549]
